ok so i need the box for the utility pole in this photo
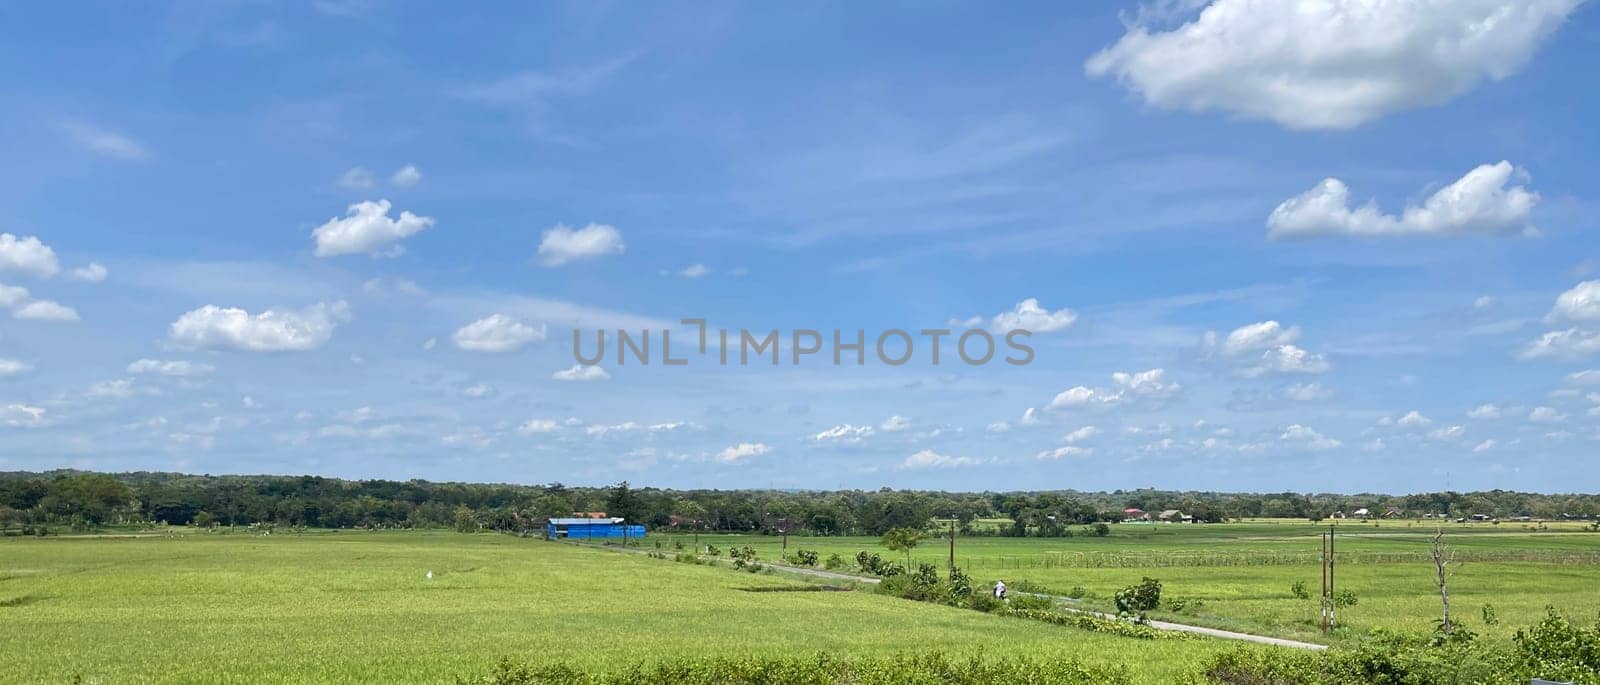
[1319,524,1336,634]
[948,519,957,571]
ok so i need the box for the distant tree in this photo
[453,505,478,533]
[193,511,216,529]
[881,527,924,568]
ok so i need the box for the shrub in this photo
[855,551,884,575]
[823,553,845,570]
[459,652,1125,684]
[705,544,721,557]
[1290,580,1310,600]
[1334,589,1358,608]
[1481,604,1499,626]
[877,561,904,577]
[793,549,819,567]
[1009,593,1054,612]
[1066,585,1087,599]
[947,566,973,598]
[968,593,1004,613]
[1115,577,1162,614]
[1088,522,1111,537]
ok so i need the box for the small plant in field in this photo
[1291,580,1310,599]
[1088,522,1111,537]
[823,553,845,570]
[1482,604,1499,626]
[1115,577,1162,614]
[1067,585,1087,599]
[1009,593,1053,611]
[947,566,973,598]
[911,563,940,588]
[705,544,721,557]
[794,549,819,567]
[877,561,904,577]
[855,551,885,575]
[1334,589,1358,608]
[880,527,924,568]
[672,539,685,551]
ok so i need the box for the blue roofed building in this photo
[546,517,646,540]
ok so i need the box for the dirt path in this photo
[567,540,1328,651]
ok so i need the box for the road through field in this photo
[573,540,1328,651]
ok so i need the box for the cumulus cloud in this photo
[1205,321,1330,377]
[1267,162,1538,239]
[1048,368,1181,409]
[715,442,770,464]
[13,300,79,322]
[170,301,349,351]
[536,223,624,266]
[390,164,422,187]
[1472,439,1497,453]
[899,448,985,469]
[1085,0,1579,130]
[453,314,546,352]
[880,415,912,432]
[1062,425,1100,443]
[1528,406,1567,423]
[311,199,435,257]
[1519,328,1600,360]
[1427,425,1466,440]
[1467,403,1503,419]
[336,167,377,190]
[989,298,1077,333]
[815,424,874,443]
[1036,445,1093,460]
[678,264,710,278]
[552,364,609,381]
[0,358,33,376]
[68,262,107,282]
[1395,410,1433,428]
[462,383,494,398]
[1280,424,1341,450]
[0,403,45,427]
[0,234,60,278]
[1565,369,1600,385]
[518,419,563,435]
[1282,382,1332,402]
[127,359,214,377]
[1548,280,1600,323]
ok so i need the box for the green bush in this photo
[968,593,1004,613]
[459,652,1125,684]
[1115,577,1162,614]
[823,553,845,570]
[1008,593,1054,612]
[1290,580,1310,600]
[793,549,819,567]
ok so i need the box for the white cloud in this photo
[518,419,563,435]
[0,284,27,309]
[87,378,137,398]
[1474,295,1498,310]
[1267,162,1538,239]
[0,403,45,427]
[13,300,78,322]
[0,358,32,376]
[715,442,771,464]
[1565,369,1600,385]
[462,383,494,398]
[1427,425,1466,440]
[1085,0,1579,130]
[1036,445,1094,460]
[127,359,214,377]
[1520,328,1600,360]
[815,424,874,443]
[63,122,148,160]
[68,262,108,282]
[453,314,546,352]
[170,301,349,352]
[1282,382,1331,402]
[1280,424,1341,450]
[989,298,1077,333]
[390,164,422,187]
[1396,410,1433,428]
[880,415,912,432]
[536,223,624,266]
[1473,439,1497,453]
[1048,368,1181,409]
[1548,280,1600,322]
[985,421,1011,433]
[311,199,435,258]
[679,264,710,278]
[1061,425,1100,443]
[552,364,610,381]
[336,167,376,190]
[899,448,985,469]
[1528,406,1567,423]
[0,234,60,278]
[1207,321,1329,377]
[1017,407,1042,427]
[585,421,694,437]
[1467,404,1503,420]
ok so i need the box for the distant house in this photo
[572,511,610,519]
[1123,508,1147,522]
[1157,509,1184,522]
[1353,507,1371,519]
[1330,511,1346,519]
[546,517,646,539]
[1382,507,1403,518]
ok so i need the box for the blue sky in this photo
[2,1,1599,493]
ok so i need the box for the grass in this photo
[0,529,1241,684]
[658,519,1600,644]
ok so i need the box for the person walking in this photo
[993,579,1007,600]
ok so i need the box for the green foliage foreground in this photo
[460,653,1123,685]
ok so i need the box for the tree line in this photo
[2,469,1597,535]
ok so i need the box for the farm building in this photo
[546,517,646,539]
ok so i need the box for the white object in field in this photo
[426,571,433,580]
